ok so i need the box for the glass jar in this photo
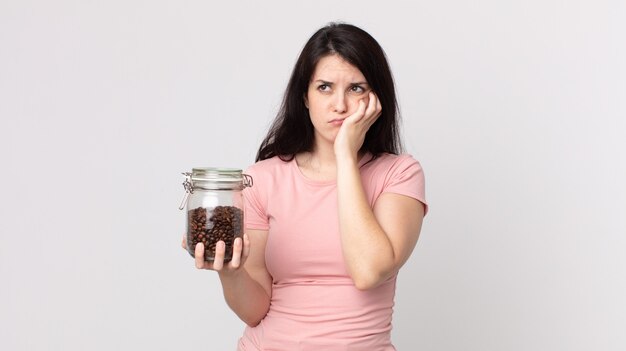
[179,168,253,262]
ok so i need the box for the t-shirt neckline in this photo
[291,152,374,187]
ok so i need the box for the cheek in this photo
[307,102,325,124]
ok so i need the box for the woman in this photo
[186,22,427,350]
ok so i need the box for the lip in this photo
[329,118,345,125]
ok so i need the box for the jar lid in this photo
[190,167,252,189]
[178,167,253,210]
[191,167,241,181]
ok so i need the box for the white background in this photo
[1,1,625,350]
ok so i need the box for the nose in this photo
[332,92,347,114]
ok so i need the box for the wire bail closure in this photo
[243,174,253,188]
[178,172,193,210]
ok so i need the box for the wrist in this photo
[335,150,359,165]
[336,148,368,166]
[217,267,246,281]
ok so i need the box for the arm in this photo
[217,229,272,327]
[337,161,424,290]
[190,229,272,326]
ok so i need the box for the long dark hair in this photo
[256,22,402,162]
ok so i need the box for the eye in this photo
[350,85,365,93]
[317,84,331,92]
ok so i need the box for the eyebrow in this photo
[313,79,369,86]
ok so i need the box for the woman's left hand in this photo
[333,91,382,162]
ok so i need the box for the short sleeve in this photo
[243,165,270,230]
[383,155,428,215]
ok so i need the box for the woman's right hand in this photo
[181,234,250,273]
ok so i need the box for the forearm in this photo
[218,269,271,327]
[336,157,396,290]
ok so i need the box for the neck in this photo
[296,142,365,181]
[296,145,336,180]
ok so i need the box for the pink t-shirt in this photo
[238,153,427,351]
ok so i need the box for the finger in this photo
[349,99,367,123]
[365,92,379,118]
[181,235,187,249]
[241,233,251,261]
[229,237,243,269]
[194,242,205,269]
[212,241,226,271]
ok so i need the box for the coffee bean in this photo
[187,206,243,262]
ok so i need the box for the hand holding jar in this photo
[181,233,250,271]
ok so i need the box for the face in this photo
[305,54,371,146]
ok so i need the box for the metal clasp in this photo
[243,174,253,188]
[178,172,193,210]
